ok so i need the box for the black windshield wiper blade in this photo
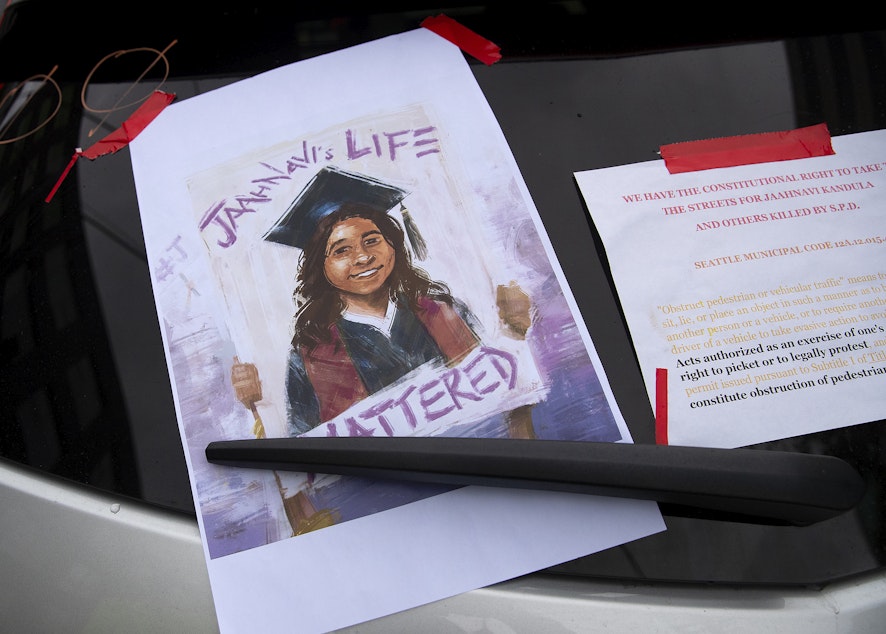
[204,437,865,526]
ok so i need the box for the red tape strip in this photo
[660,123,834,174]
[44,152,82,203]
[81,89,175,160]
[655,368,668,445]
[421,14,502,65]
[46,90,174,202]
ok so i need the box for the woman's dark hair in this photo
[292,203,452,349]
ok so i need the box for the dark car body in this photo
[2,2,885,631]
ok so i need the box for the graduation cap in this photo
[263,165,428,259]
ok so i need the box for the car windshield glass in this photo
[2,2,884,586]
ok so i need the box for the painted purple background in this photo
[170,158,623,559]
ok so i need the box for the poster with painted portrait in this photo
[131,26,662,633]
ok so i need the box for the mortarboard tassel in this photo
[400,202,428,261]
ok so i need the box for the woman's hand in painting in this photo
[496,281,532,340]
[495,284,537,439]
[230,357,266,437]
[231,356,263,409]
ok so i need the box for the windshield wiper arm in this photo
[205,437,865,526]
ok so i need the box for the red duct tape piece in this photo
[655,368,669,445]
[421,14,502,65]
[46,90,175,202]
[80,89,175,159]
[660,123,834,174]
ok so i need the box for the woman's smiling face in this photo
[323,215,395,298]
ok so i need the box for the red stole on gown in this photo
[301,296,479,423]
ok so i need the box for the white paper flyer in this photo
[130,27,664,633]
[576,128,886,449]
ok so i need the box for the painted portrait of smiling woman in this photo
[286,201,485,435]
[230,165,534,442]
